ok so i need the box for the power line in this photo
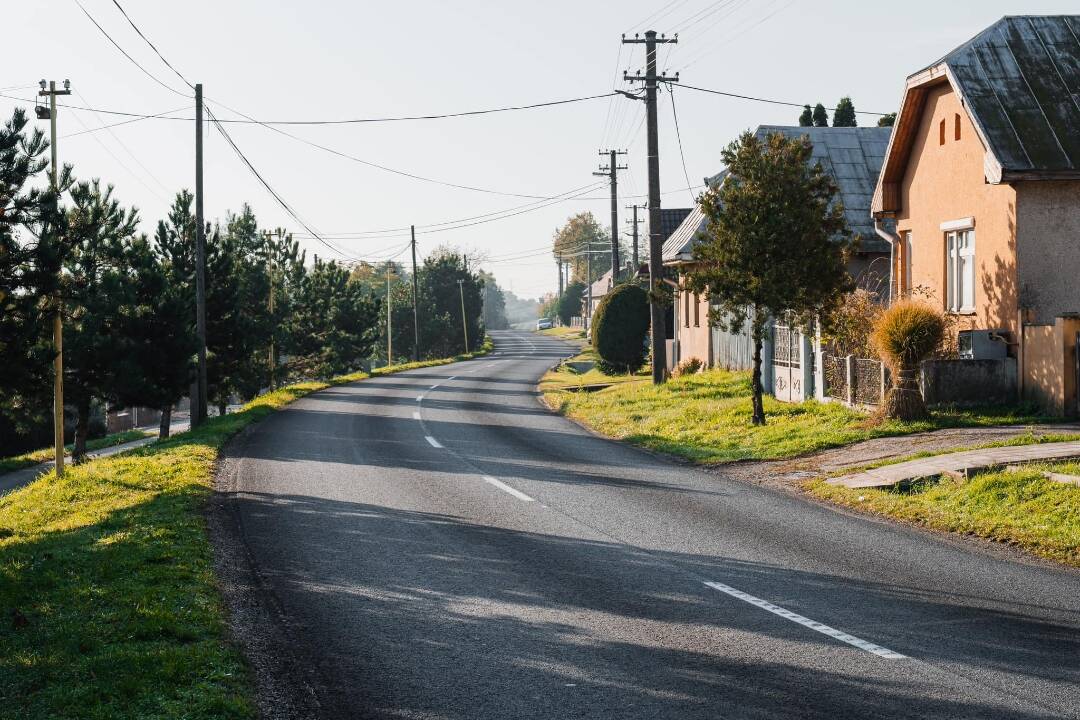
[290,182,605,240]
[207,107,361,262]
[1,89,617,125]
[671,81,891,116]
[62,105,190,138]
[108,0,195,89]
[668,86,696,204]
[73,0,192,97]
[210,92,619,125]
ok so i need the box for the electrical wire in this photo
[73,0,193,97]
[207,107,361,262]
[668,86,696,204]
[108,0,196,90]
[670,81,891,116]
[62,105,190,138]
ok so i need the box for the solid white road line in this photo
[425,436,443,449]
[412,412,421,420]
[483,476,535,502]
[703,582,906,659]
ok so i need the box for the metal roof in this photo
[662,126,892,263]
[923,15,1080,177]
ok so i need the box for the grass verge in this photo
[539,346,650,391]
[0,341,490,719]
[807,464,1080,567]
[0,429,154,475]
[542,366,1056,464]
[540,326,587,342]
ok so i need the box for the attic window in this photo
[954,113,961,141]
[939,119,946,146]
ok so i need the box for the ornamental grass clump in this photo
[872,300,946,420]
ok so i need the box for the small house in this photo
[872,15,1080,414]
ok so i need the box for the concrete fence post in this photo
[880,361,889,407]
[845,355,856,406]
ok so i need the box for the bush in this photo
[557,281,586,327]
[872,300,947,420]
[674,357,704,377]
[592,283,650,374]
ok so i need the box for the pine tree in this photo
[877,112,897,128]
[832,97,857,127]
[685,131,854,425]
[0,108,70,439]
[812,103,829,127]
[62,179,142,460]
[798,104,813,127]
[288,257,378,376]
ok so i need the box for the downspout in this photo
[874,217,900,303]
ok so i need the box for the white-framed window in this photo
[945,228,975,313]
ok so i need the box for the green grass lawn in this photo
[0,429,154,475]
[539,347,650,391]
[0,343,490,719]
[808,464,1080,567]
[543,366,1056,464]
[539,326,587,342]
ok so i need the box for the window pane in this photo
[946,232,956,311]
[960,254,974,310]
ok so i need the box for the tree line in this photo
[0,108,487,459]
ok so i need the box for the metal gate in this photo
[1075,332,1079,415]
[772,322,802,403]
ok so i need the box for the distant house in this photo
[662,125,892,392]
[582,268,613,325]
[872,15,1080,414]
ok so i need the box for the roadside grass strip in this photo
[543,365,1058,464]
[0,429,154,475]
[0,342,490,719]
[807,462,1080,567]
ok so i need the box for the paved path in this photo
[0,417,190,497]
[215,331,1080,720]
[828,440,1080,488]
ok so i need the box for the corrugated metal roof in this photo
[662,126,892,263]
[928,15,1080,175]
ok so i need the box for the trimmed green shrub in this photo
[592,283,650,374]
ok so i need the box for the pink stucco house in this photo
[872,15,1080,415]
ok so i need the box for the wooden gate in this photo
[772,322,802,403]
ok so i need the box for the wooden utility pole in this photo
[457,279,469,352]
[594,149,628,282]
[410,225,420,361]
[38,79,70,475]
[626,203,645,272]
[623,31,678,384]
[266,228,281,390]
[194,83,209,423]
[386,261,393,364]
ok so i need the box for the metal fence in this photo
[822,354,886,407]
[823,355,848,402]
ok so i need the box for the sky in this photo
[4,1,1076,299]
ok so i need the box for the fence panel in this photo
[854,358,884,406]
[823,354,848,402]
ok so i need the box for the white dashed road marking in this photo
[703,582,906,659]
[412,412,421,420]
[483,476,535,502]
[425,436,444,449]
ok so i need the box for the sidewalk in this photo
[0,416,191,497]
[827,439,1080,489]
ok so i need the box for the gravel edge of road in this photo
[205,419,326,720]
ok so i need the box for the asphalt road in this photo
[221,330,1080,720]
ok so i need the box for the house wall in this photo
[1015,181,1080,324]
[895,82,1019,339]
[1022,316,1080,416]
[675,284,712,367]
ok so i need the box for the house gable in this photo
[875,15,1080,216]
